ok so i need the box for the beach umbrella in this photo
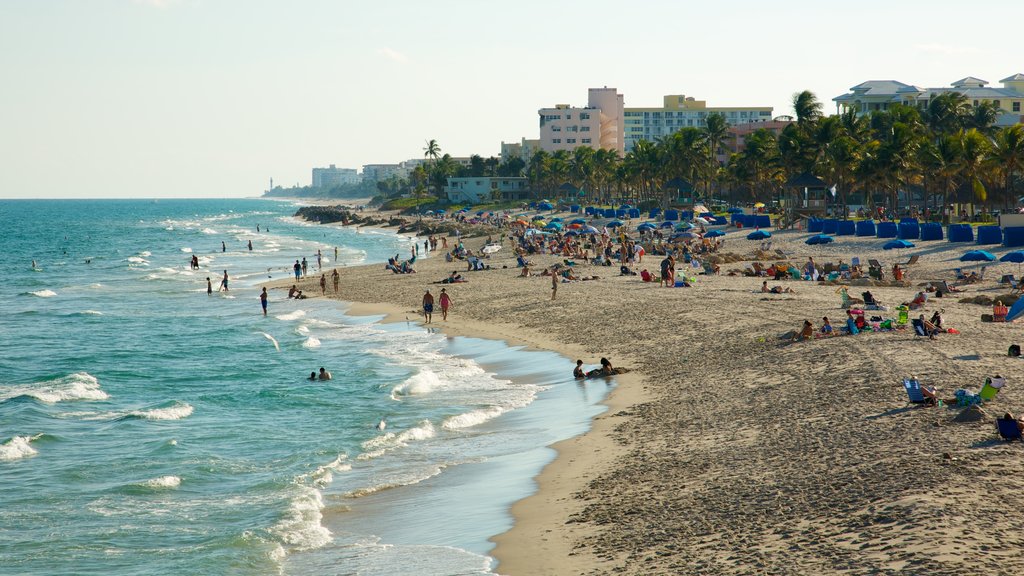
[564,230,579,237]
[747,230,771,240]
[960,250,997,262]
[726,207,744,214]
[532,214,545,221]
[582,226,600,235]
[436,209,445,214]
[570,218,587,225]
[883,239,914,250]
[753,202,765,209]
[806,234,834,245]
[543,222,562,230]
[705,229,726,238]
[567,223,582,229]
[1008,298,1024,322]
[537,202,554,210]
[637,222,656,231]
[675,223,695,231]
[476,211,485,216]
[619,204,632,210]
[550,217,563,223]
[1000,251,1024,264]
[607,220,625,228]
[533,220,546,227]
[659,221,675,229]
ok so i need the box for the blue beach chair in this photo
[903,378,927,404]
[996,417,1023,441]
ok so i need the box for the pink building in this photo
[538,87,624,155]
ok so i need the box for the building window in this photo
[581,126,590,132]
[580,112,590,120]
[569,125,578,132]
[1015,102,1022,112]
[551,126,561,132]
[544,114,560,121]
[582,138,591,144]
[993,100,1000,108]
[552,139,561,144]
[567,138,577,144]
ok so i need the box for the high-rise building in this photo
[623,95,773,152]
[311,164,361,188]
[833,75,1024,126]
[537,87,625,155]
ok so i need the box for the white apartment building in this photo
[623,95,773,152]
[538,87,625,155]
[445,177,529,204]
[361,163,407,182]
[312,164,361,188]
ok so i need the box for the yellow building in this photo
[623,95,773,151]
[833,75,1024,125]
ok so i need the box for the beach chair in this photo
[851,257,861,268]
[979,377,1006,402]
[996,417,1023,441]
[999,274,1016,286]
[912,318,928,337]
[903,378,928,404]
[900,255,920,266]
[954,268,967,281]
[869,259,883,269]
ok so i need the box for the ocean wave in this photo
[310,454,350,488]
[139,251,152,257]
[201,228,218,235]
[0,434,42,462]
[180,247,193,253]
[126,256,148,265]
[295,325,310,336]
[276,310,306,321]
[26,289,57,298]
[0,372,108,404]
[302,337,321,349]
[390,370,441,398]
[441,407,506,430]
[128,402,194,420]
[358,420,435,460]
[260,332,280,352]
[270,484,332,552]
[139,475,181,489]
[343,465,445,498]
[80,310,103,316]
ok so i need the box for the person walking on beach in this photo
[551,268,559,300]
[319,274,327,295]
[220,270,229,291]
[334,246,338,262]
[207,277,212,295]
[332,269,340,293]
[259,287,268,316]
[422,289,434,323]
[293,260,301,280]
[316,250,322,271]
[439,288,452,321]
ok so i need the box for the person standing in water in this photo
[257,224,260,233]
[248,240,253,251]
[316,250,322,271]
[221,241,226,253]
[207,277,212,295]
[334,246,338,262]
[439,288,452,321]
[220,270,229,291]
[259,287,268,316]
[319,274,327,295]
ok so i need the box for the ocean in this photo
[0,198,610,575]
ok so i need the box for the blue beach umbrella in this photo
[582,226,600,235]
[705,229,726,238]
[532,214,546,221]
[883,239,914,250]
[675,222,695,231]
[564,230,579,237]
[1000,251,1024,264]
[960,250,997,262]
[607,220,625,228]
[637,223,656,231]
[476,211,485,216]
[550,217,563,223]
[806,234,834,245]
[659,221,675,229]
[1008,298,1024,322]
[436,209,445,214]
[570,218,587,225]
[543,222,562,230]
[747,230,771,240]
[537,202,554,210]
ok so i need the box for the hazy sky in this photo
[1,0,1020,198]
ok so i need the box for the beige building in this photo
[501,138,541,162]
[623,95,773,152]
[538,87,625,155]
[833,74,1024,126]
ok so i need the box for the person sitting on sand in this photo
[573,360,585,379]
[295,290,307,299]
[288,285,298,298]
[640,269,654,282]
[930,310,945,331]
[892,263,904,282]
[907,291,927,310]
[918,314,939,339]
[519,264,532,277]
[585,357,613,378]
[820,316,834,335]
[781,320,814,342]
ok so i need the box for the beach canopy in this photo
[532,214,545,221]
[883,239,915,250]
[637,223,656,231]
[550,217,563,222]
[537,202,554,210]
[607,220,625,228]
[675,222,695,230]
[960,250,997,262]
[806,234,834,245]
[570,218,587,225]
[747,230,771,240]
[436,209,446,214]
[705,229,726,238]
[582,226,600,235]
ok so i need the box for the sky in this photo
[1,0,1020,199]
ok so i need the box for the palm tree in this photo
[703,112,729,202]
[960,128,991,216]
[992,125,1024,208]
[423,139,441,164]
[792,90,823,126]
[919,135,963,223]
[924,92,970,137]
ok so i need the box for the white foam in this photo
[0,434,41,461]
[0,372,108,404]
[270,484,332,551]
[295,325,310,336]
[131,402,193,420]
[139,251,152,257]
[358,420,436,460]
[180,247,193,253]
[302,337,321,349]
[276,310,306,321]
[126,256,148,265]
[260,332,280,352]
[141,475,181,489]
[442,407,506,430]
[30,289,57,298]
[310,454,350,488]
[81,310,103,316]
[390,370,441,398]
[201,228,218,235]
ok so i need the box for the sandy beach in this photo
[275,211,1024,575]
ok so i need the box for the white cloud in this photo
[913,43,985,56]
[377,47,409,64]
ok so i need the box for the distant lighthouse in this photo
[269,177,273,193]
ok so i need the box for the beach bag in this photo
[1010,344,1021,357]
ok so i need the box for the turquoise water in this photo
[0,199,609,575]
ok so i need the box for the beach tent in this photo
[807,218,824,233]
[876,222,898,238]
[806,234,834,245]
[855,220,876,236]
[883,239,915,250]
[977,226,1002,245]
[671,232,696,240]
[960,250,997,262]
[543,222,562,230]
[836,220,856,235]
[705,229,726,238]
[747,230,771,240]
[1004,227,1024,247]
[821,219,838,235]
[948,224,974,242]
[920,223,944,241]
